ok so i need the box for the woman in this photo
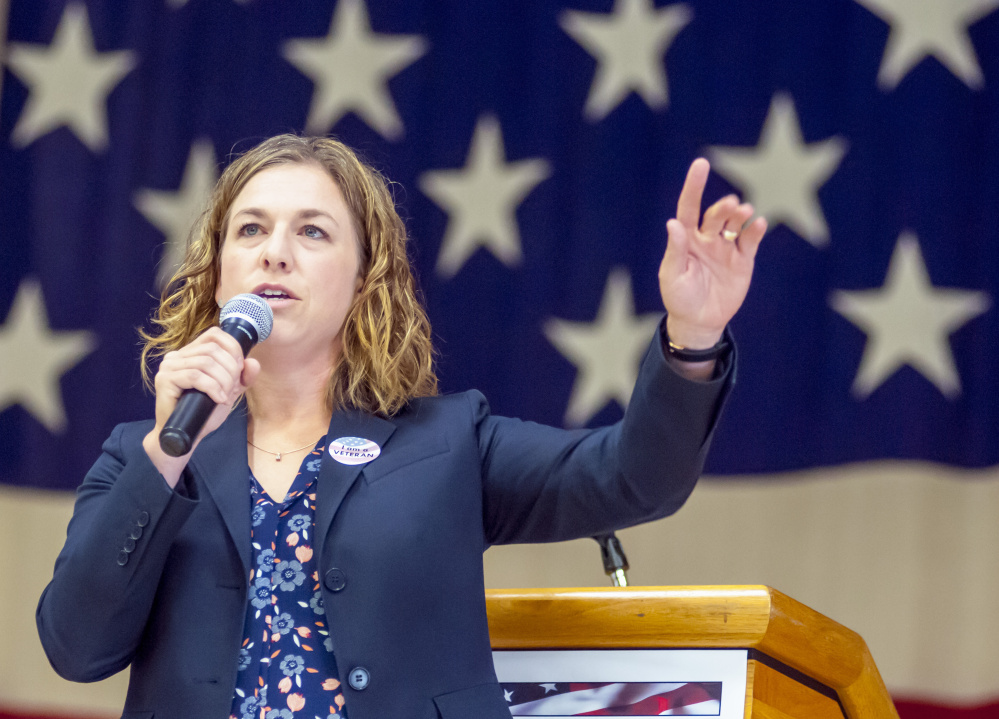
[37,135,765,719]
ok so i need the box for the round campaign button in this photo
[329,436,381,465]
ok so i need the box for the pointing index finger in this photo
[676,158,710,229]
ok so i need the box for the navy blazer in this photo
[37,334,733,719]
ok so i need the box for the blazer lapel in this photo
[315,409,396,545]
[189,406,251,575]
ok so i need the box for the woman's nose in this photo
[260,229,293,270]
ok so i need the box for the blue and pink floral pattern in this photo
[229,440,347,719]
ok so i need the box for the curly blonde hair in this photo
[140,134,437,416]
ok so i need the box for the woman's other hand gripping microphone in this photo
[153,294,273,463]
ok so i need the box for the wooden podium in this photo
[486,586,898,719]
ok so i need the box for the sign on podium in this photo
[487,586,898,719]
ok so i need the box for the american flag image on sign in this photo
[502,681,722,716]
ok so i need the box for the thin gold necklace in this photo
[247,438,319,462]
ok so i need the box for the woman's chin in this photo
[252,332,339,364]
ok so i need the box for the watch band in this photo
[662,325,730,362]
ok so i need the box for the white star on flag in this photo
[545,268,661,426]
[560,0,692,121]
[419,115,552,278]
[134,140,220,289]
[282,0,427,140]
[540,683,559,694]
[853,0,999,90]
[708,93,847,248]
[5,2,136,152]
[0,280,97,433]
[830,232,990,399]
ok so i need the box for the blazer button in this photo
[136,511,150,527]
[348,666,369,691]
[324,568,346,592]
[129,525,143,540]
[123,537,136,553]
[116,551,129,566]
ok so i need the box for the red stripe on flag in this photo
[896,700,999,718]
[5,699,999,718]
[576,682,717,715]
[0,711,113,719]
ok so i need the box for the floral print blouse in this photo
[229,439,348,719]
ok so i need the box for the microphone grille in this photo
[219,293,274,342]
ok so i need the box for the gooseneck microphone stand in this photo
[593,532,629,587]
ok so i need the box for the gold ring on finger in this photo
[721,229,739,241]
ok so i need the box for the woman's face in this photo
[215,162,363,363]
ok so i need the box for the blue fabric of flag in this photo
[1,0,998,495]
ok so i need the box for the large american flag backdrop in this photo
[1,0,997,716]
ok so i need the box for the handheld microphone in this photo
[158,293,274,457]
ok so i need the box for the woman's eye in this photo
[303,225,327,239]
[239,223,261,237]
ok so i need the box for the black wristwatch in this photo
[661,324,730,363]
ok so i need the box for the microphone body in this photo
[158,294,273,457]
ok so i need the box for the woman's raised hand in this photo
[142,328,261,486]
[658,158,766,351]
